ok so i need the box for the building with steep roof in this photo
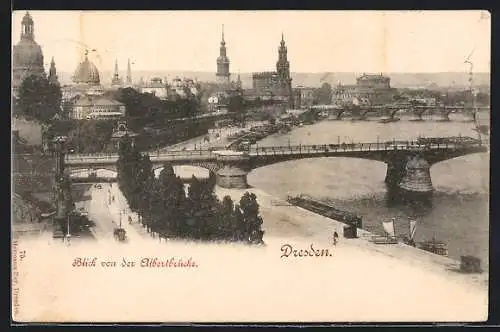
[12,12,46,95]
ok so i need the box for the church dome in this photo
[13,39,44,68]
[72,54,100,85]
[13,12,44,73]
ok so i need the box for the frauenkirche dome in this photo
[12,12,45,92]
[72,53,101,85]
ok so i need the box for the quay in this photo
[13,169,488,322]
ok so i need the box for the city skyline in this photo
[12,10,491,75]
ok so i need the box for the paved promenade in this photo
[16,182,488,322]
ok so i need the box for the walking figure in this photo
[128,216,132,225]
[333,231,339,246]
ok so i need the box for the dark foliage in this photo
[116,140,265,244]
[16,75,62,123]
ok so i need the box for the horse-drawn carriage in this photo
[113,228,127,242]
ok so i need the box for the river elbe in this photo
[248,112,490,269]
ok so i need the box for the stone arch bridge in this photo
[64,137,488,194]
[313,105,490,121]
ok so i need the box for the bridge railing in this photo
[66,149,217,162]
[248,140,483,156]
[65,139,485,161]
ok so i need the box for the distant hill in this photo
[58,70,490,91]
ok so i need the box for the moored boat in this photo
[379,117,401,123]
[417,239,448,256]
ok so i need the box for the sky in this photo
[12,10,491,74]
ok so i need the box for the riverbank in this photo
[15,182,488,322]
[156,120,269,152]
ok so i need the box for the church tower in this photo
[126,59,132,85]
[48,57,59,86]
[111,59,123,86]
[276,33,293,107]
[12,12,46,94]
[276,33,291,82]
[216,25,230,85]
[236,72,242,90]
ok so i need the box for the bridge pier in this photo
[214,151,250,189]
[385,156,407,189]
[386,155,433,203]
[398,156,433,197]
[216,165,249,189]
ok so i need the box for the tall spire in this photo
[48,57,59,85]
[111,58,123,86]
[236,70,242,89]
[126,58,132,85]
[216,24,230,85]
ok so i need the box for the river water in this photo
[248,112,490,268]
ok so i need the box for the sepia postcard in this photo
[11,10,490,323]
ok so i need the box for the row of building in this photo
[12,12,206,121]
[211,26,294,108]
[13,12,399,121]
[210,26,397,109]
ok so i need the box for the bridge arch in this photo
[247,157,387,194]
[68,167,118,178]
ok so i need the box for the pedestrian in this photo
[333,231,339,246]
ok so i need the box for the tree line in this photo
[116,138,265,244]
[14,75,62,124]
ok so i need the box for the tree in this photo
[67,120,115,153]
[116,138,143,211]
[239,192,265,244]
[17,75,62,123]
[314,83,333,105]
[155,163,186,237]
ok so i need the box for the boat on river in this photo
[286,194,362,228]
[379,117,401,123]
[416,239,448,256]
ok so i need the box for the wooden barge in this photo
[286,195,362,228]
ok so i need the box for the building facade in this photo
[70,95,126,120]
[62,51,126,119]
[293,86,316,109]
[249,34,293,107]
[332,73,396,106]
[140,77,167,99]
[12,12,46,95]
